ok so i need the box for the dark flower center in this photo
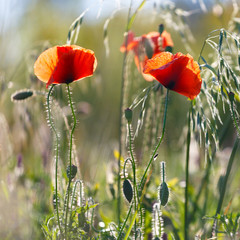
[166,80,175,90]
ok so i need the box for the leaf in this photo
[127,0,146,31]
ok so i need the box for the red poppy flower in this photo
[34,45,97,88]
[120,31,140,54]
[143,52,202,99]
[120,31,173,81]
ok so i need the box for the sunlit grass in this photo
[0,0,240,239]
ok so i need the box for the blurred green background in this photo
[0,0,238,239]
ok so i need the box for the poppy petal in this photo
[143,52,202,99]
[46,47,96,87]
[34,46,59,83]
[34,45,97,88]
[161,31,174,48]
[143,52,174,74]
[34,45,76,83]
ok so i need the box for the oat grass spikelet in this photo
[144,52,202,99]
[34,45,97,88]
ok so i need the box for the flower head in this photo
[34,45,97,88]
[143,52,202,99]
[120,30,173,81]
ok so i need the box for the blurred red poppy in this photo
[143,52,202,99]
[34,45,97,88]
[120,31,173,81]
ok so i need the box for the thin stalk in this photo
[65,84,77,239]
[212,137,239,236]
[117,0,133,224]
[117,90,169,239]
[189,157,211,222]
[70,180,83,214]
[127,122,143,237]
[184,102,192,240]
[117,203,133,240]
[139,89,169,190]
[212,101,240,236]
[47,85,63,238]
[69,180,82,229]
[190,115,231,222]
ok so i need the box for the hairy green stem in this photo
[118,90,169,239]
[184,102,192,240]
[117,202,133,240]
[65,84,77,239]
[47,85,63,238]
[127,123,143,238]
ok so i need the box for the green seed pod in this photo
[11,89,34,102]
[66,164,77,180]
[158,24,164,36]
[144,38,154,59]
[165,46,173,53]
[123,179,133,203]
[159,182,169,206]
[125,108,132,124]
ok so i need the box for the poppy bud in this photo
[165,46,173,53]
[228,91,234,103]
[123,179,133,203]
[11,89,34,102]
[67,164,77,180]
[158,24,164,36]
[125,108,132,123]
[144,38,154,59]
[159,182,169,206]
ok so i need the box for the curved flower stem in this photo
[139,89,169,190]
[117,90,169,239]
[70,180,83,219]
[47,85,63,238]
[65,84,77,239]
[127,122,142,237]
[184,101,192,240]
